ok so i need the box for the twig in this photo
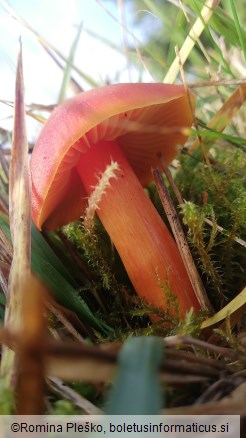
[163,335,246,364]
[160,158,183,204]
[1,328,243,385]
[15,275,46,414]
[165,349,237,373]
[193,376,245,404]
[48,376,103,414]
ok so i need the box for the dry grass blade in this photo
[0,228,12,259]
[203,218,246,248]
[201,286,246,328]
[15,275,46,415]
[0,41,31,387]
[1,0,96,89]
[188,78,246,88]
[190,84,246,153]
[152,167,212,312]
[163,0,221,84]
[48,301,86,343]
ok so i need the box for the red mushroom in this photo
[31,83,200,317]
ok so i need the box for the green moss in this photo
[51,400,81,415]
[176,145,245,308]
[0,379,15,414]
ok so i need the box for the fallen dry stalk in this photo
[152,167,212,312]
[163,335,246,364]
[48,376,103,415]
[188,78,246,88]
[1,41,31,388]
[189,84,246,154]
[0,329,241,382]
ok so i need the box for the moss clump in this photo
[176,145,245,309]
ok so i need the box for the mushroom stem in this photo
[77,140,200,317]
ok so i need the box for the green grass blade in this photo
[105,336,164,414]
[0,214,111,335]
[0,294,5,320]
[1,1,99,89]
[228,0,246,60]
[58,23,83,103]
[190,0,232,75]
[189,128,246,149]
[210,6,246,49]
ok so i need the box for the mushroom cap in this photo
[31,83,194,230]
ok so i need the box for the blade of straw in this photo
[188,84,246,159]
[1,41,31,388]
[201,286,246,328]
[163,0,221,84]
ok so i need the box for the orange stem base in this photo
[77,140,200,317]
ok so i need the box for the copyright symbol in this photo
[11,423,20,432]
